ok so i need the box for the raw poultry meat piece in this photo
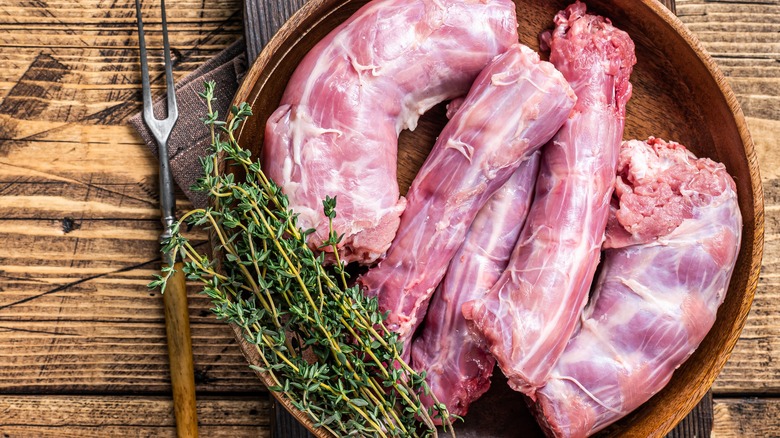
[533,138,742,438]
[411,151,541,420]
[263,0,518,264]
[463,1,636,397]
[361,44,577,358]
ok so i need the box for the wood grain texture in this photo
[665,392,713,438]
[712,397,780,437]
[0,0,777,436]
[163,262,198,438]
[4,395,772,438]
[659,0,676,14]
[677,0,780,397]
[0,395,270,437]
[6,395,773,438]
[0,0,261,399]
[244,0,307,64]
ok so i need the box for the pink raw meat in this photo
[263,0,518,264]
[361,44,577,358]
[463,1,636,397]
[533,138,742,438]
[411,151,541,420]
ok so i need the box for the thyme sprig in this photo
[150,81,455,437]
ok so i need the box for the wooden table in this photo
[0,0,776,436]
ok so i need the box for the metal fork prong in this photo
[136,0,178,147]
[135,0,178,251]
[160,0,178,124]
[135,0,155,127]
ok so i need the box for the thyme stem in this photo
[149,81,456,437]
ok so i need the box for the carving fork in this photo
[136,1,198,436]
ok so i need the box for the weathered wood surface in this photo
[0,395,269,437]
[713,398,780,437]
[0,1,256,396]
[676,0,780,397]
[0,0,777,435]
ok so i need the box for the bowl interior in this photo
[229,0,763,436]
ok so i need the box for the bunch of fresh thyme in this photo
[150,81,454,437]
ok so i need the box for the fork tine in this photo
[135,0,154,126]
[136,0,178,147]
[160,0,178,123]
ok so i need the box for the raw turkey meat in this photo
[263,0,518,264]
[463,1,636,397]
[361,44,577,358]
[411,151,541,420]
[533,138,742,438]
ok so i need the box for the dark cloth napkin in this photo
[128,36,714,438]
[129,39,247,209]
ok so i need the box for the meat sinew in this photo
[463,1,637,397]
[361,43,577,358]
[263,0,518,264]
[533,138,742,438]
[411,151,541,420]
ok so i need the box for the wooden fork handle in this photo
[163,262,199,438]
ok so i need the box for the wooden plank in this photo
[670,1,780,396]
[0,3,241,29]
[677,1,780,17]
[0,395,270,437]
[676,0,780,69]
[0,320,261,393]
[713,397,780,437]
[0,220,254,393]
[746,117,780,181]
[713,116,780,394]
[5,394,772,438]
[0,0,241,128]
[0,0,259,396]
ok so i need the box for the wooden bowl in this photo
[228,0,764,436]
